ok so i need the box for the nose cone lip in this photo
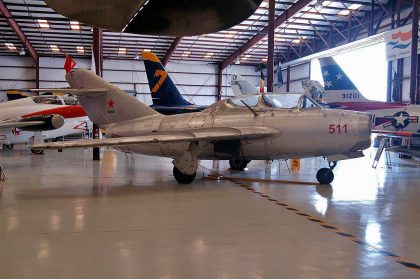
[358,112,372,150]
[52,114,65,129]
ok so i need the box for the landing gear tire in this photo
[31,148,44,155]
[316,168,334,184]
[229,159,250,170]
[173,167,196,184]
[9,144,14,149]
[2,144,9,150]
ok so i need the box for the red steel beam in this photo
[219,0,311,71]
[0,0,38,62]
[162,37,182,66]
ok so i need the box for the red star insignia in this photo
[107,98,115,109]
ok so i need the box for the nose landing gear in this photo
[229,159,250,170]
[316,161,336,184]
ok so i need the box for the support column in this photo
[217,65,223,101]
[266,0,275,92]
[409,0,419,104]
[396,0,404,102]
[387,0,396,102]
[35,57,40,89]
[92,27,103,161]
[286,66,290,92]
[369,0,375,35]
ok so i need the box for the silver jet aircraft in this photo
[33,69,372,184]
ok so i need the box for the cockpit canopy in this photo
[221,93,322,110]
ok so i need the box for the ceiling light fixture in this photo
[50,44,60,52]
[314,0,323,11]
[181,51,191,57]
[5,42,16,51]
[37,19,50,29]
[204,52,214,59]
[70,21,80,30]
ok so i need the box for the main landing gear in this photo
[173,167,196,184]
[172,142,199,184]
[229,159,251,170]
[30,148,44,155]
[316,161,336,184]
[2,144,14,150]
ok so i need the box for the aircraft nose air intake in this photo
[354,113,372,151]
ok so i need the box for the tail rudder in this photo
[142,51,192,106]
[319,57,369,103]
[231,74,259,96]
[66,69,159,126]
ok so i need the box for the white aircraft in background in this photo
[231,75,259,95]
[0,95,89,153]
[32,63,371,184]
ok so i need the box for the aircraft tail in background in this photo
[142,51,192,107]
[318,57,369,104]
[231,75,259,95]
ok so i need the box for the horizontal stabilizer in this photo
[30,88,108,95]
[32,126,281,150]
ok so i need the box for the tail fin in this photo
[319,57,369,103]
[65,69,159,127]
[231,75,259,96]
[142,51,192,106]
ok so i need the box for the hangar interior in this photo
[1,0,420,278]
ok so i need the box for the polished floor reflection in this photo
[0,146,420,278]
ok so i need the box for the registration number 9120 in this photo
[341,93,360,99]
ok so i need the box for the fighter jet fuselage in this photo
[105,102,371,160]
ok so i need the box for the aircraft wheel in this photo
[316,168,334,184]
[9,144,14,150]
[2,144,9,150]
[173,167,196,184]
[31,148,44,155]
[229,159,250,170]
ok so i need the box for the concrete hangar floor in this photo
[0,146,420,278]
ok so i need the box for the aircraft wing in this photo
[32,126,281,150]
[372,130,420,138]
[0,121,45,130]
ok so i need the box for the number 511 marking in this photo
[329,124,348,134]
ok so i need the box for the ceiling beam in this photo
[162,37,182,66]
[0,0,38,61]
[219,0,311,70]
